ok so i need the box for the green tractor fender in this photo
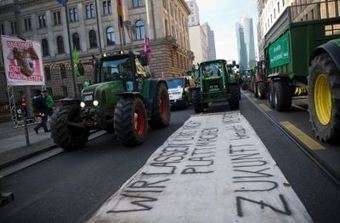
[310,39,340,70]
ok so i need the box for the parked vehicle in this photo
[166,76,196,108]
[253,60,267,99]
[263,1,340,142]
[50,52,170,150]
[193,59,240,113]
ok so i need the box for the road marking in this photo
[89,112,312,223]
[259,103,272,112]
[280,121,325,151]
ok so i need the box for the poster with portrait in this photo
[1,35,45,86]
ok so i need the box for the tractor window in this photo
[202,63,224,77]
[101,58,132,81]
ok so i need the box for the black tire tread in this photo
[150,83,170,128]
[193,90,203,113]
[50,106,88,150]
[114,97,147,146]
[308,53,340,142]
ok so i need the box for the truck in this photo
[263,1,340,142]
[252,60,267,99]
[193,59,240,113]
[50,52,170,150]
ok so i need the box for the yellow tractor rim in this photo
[314,74,332,125]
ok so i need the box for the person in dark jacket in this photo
[33,90,49,134]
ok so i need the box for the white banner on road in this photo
[89,112,312,223]
[1,35,45,86]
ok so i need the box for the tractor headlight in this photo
[80,101,86,108]
[93,100,99,107]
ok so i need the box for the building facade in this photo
[186,0,200,26]
[256,0,339,59]
[0,0,193,107]
[201,23,216,60]
[236,17,256,71]
[189,24,208,64]
[186,0,216,64]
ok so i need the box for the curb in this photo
[0,130,107,171]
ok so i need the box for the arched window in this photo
[106,26,115,46]
[56,36,64,54]
[135,20,145,40]
[72,33,81,51]
[42,39,49,56]
[89,30,97,48]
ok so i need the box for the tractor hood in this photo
[81,81,125,108]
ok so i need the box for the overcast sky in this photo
[195,0,258,61]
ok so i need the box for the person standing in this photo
[42,90,53,117]
[33,90,49,134]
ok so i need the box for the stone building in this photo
[0,0,193,108]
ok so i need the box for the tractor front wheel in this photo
[193,90,204,113]
[228,85,240,110]
[114,97,148,146]
[150,83,170,128]
[308,53,340,142]
[50,106,89,150]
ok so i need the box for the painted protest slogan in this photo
[89,112,312,223]
[1,35,45,86]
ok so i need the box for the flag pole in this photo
[63,3,78,98]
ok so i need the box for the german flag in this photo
[117,0,124,30]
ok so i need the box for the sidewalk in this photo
[0,121,54,169]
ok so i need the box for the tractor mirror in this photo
[232,61,236,66]
[83,80,91,88]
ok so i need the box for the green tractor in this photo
[50,52,170,150]
[193,59,240,113]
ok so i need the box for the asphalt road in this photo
[1,96,339,223]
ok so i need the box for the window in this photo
[274,9,276,19]
[135,20,145,40]
[62,86,68,97]
[132,0,143,8]
[106,26,115,45]
[53,11,61,25]
[60,64,67,78]
[69,8,79,22]
[44,65,51,80]
[24,18,32,32]
[282,0,285,7]
[57,36,65,54]
[10,21,16,34]
[89,30,98,48]
[277,2,280,13]
[85,4,96,19]
[0,23,4,35]
[163,0,167,9]
[72,33,81,50]
[38,15,46,28]
[103,0,112,15]
[42,39,49,56]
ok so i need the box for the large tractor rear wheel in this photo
[228,85,240,110]
[308,53,340,142]
[114,97,148,146]
[193,89,204,113]
[273,79,292,111]
[150,83,170,128]
[50,106,89,150]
